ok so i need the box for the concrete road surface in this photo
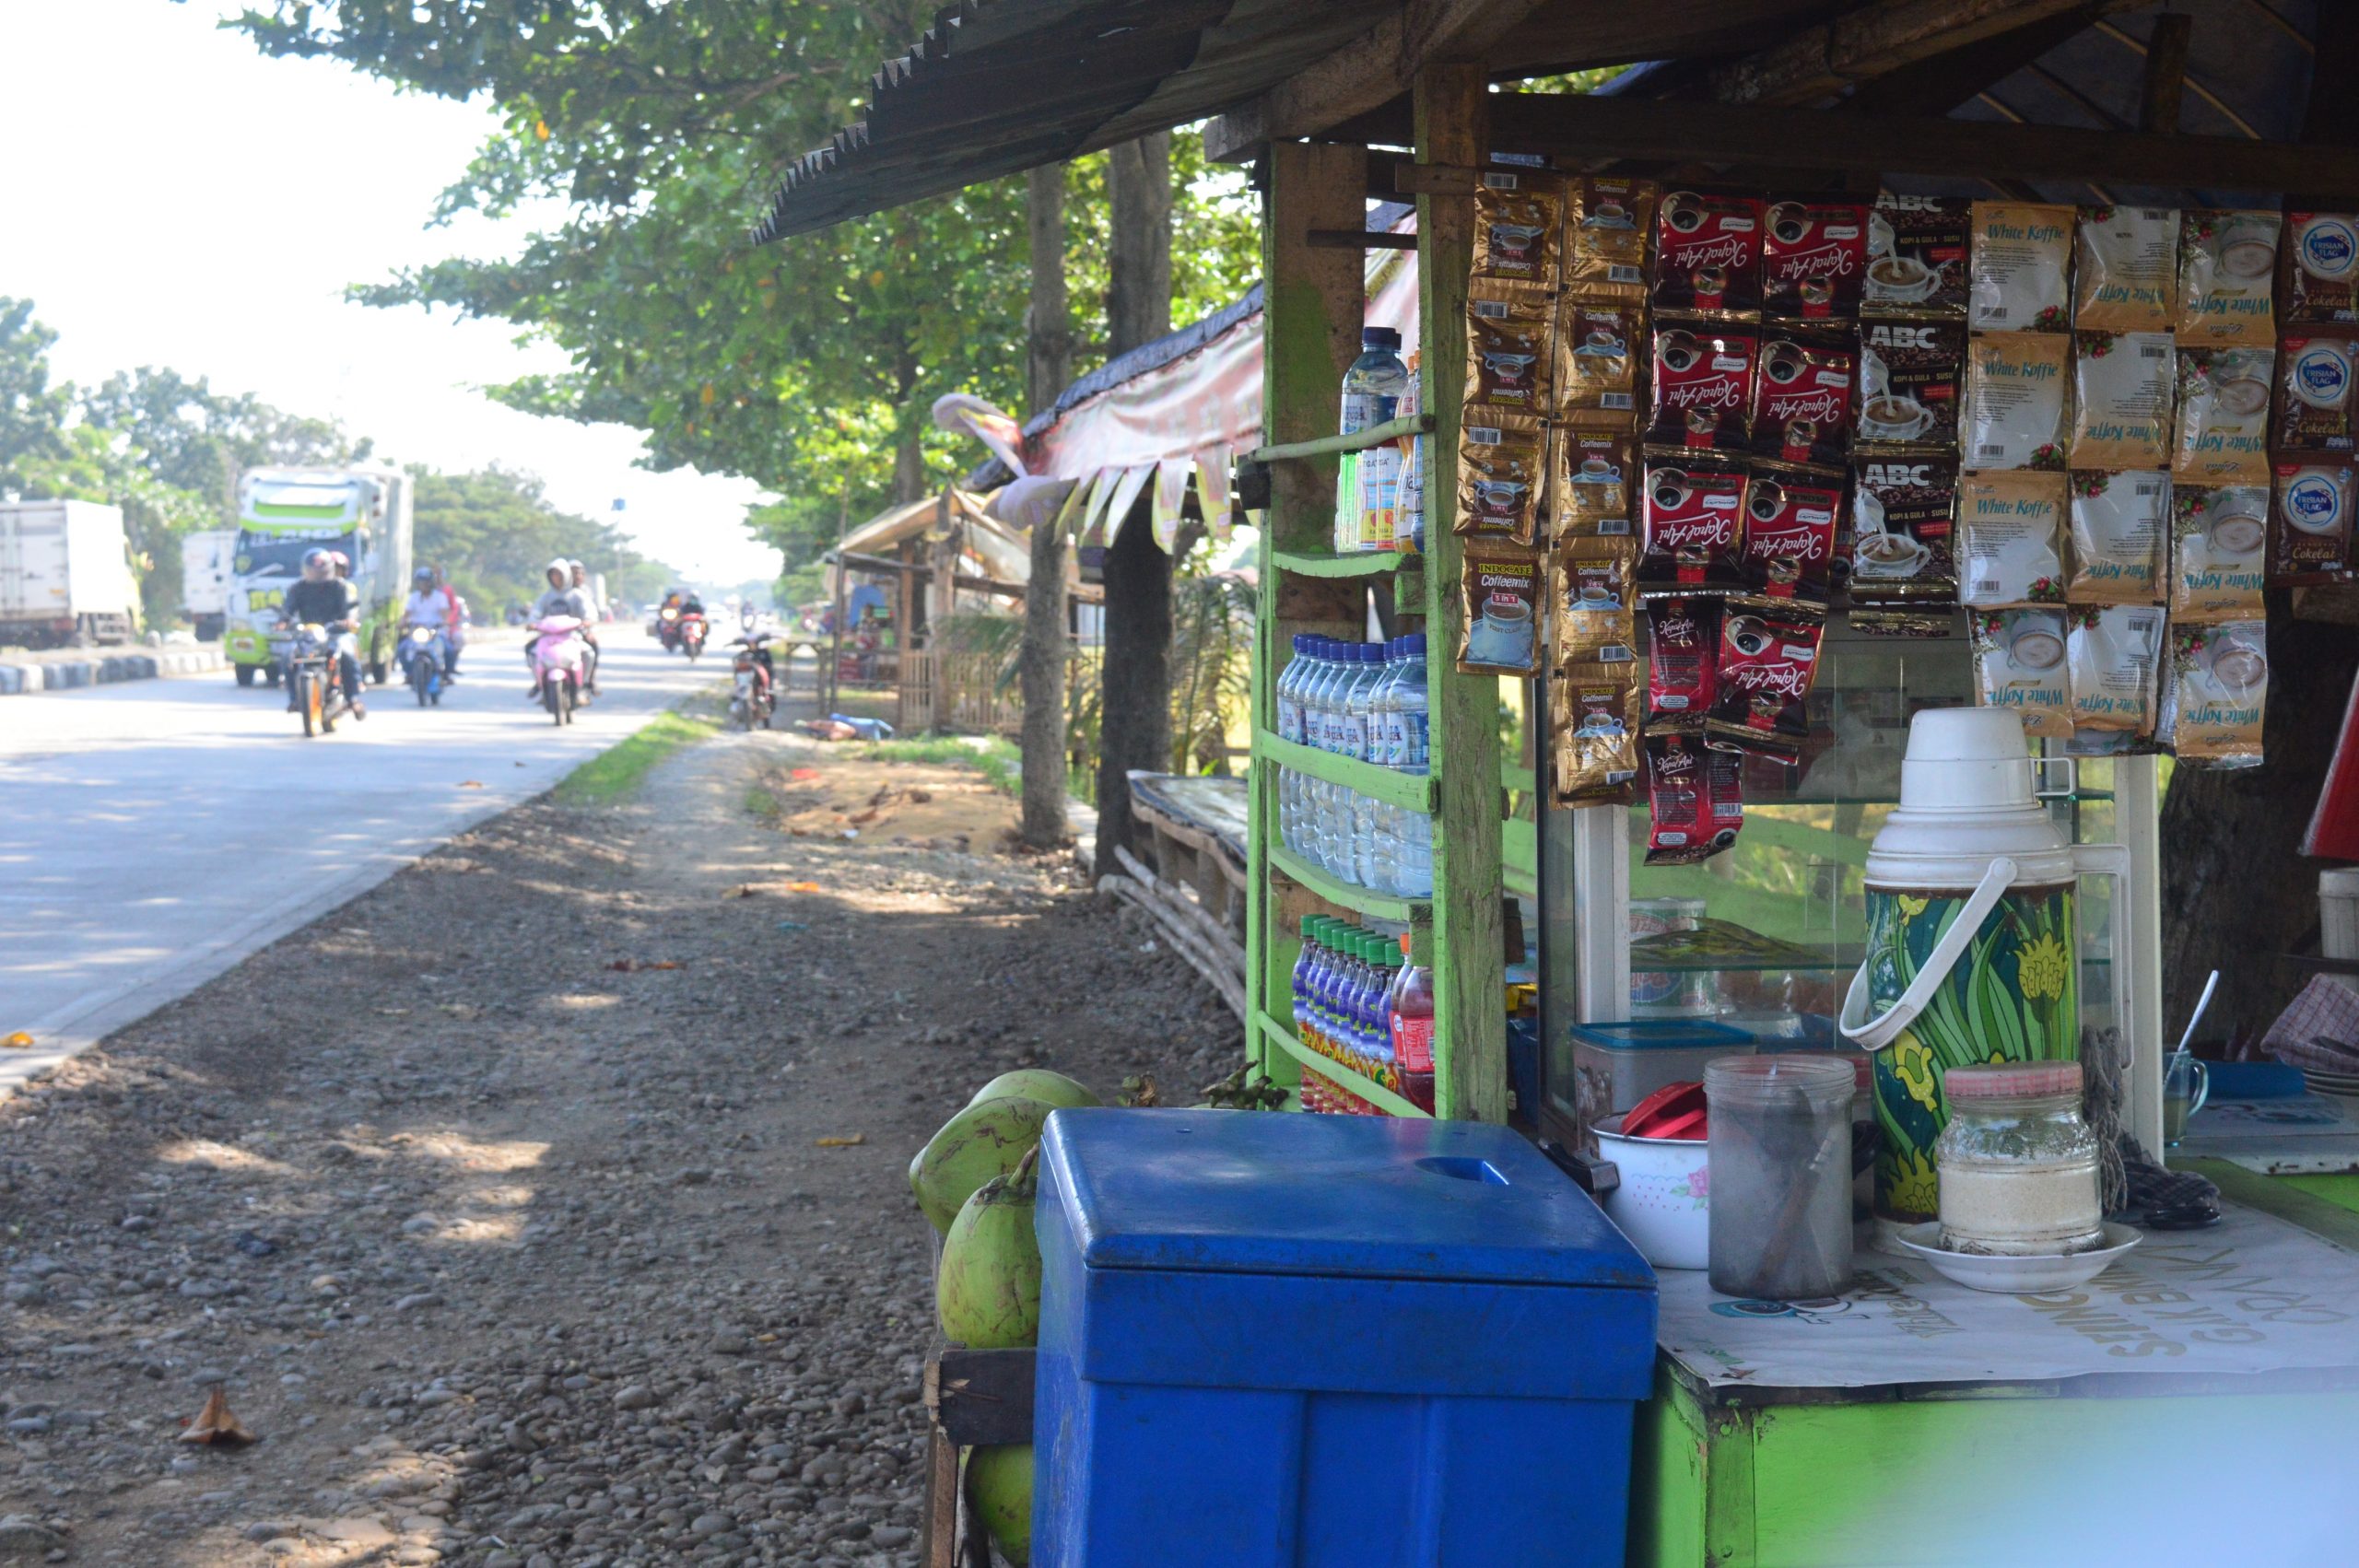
[0,637,722,1094]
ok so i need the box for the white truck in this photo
[180,529,236,642]
[222,466,414,688]
[0,498,141,649]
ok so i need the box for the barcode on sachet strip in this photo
[2134,482,2165,497]
[1468,427,1503,446]
[1978,444,2008,458]
[1974,579,2001,594]
[1602,392,1634,409]
[1609,265,1642,284]
[2140,344,2170,359]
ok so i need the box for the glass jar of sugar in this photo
[1935,1060,2106,1257]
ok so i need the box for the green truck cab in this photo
[223,467,414,688]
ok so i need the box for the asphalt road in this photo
[0,634,723,1094]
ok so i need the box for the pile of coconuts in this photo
[910,1068,1103,1567]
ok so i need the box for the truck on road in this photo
[0,498,141,649]
[180,529,236,642]
[223,467,414,688]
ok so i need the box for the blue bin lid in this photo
[1039,1109,1650,1290]
[1568,1019,1753,1051]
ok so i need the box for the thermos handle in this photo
[2034,756,2079,800]
[1839,857,2021,1052]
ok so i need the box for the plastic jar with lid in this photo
[1704,1055,1855,1299]
[1935,1060,2105,1257]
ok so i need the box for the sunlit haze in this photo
[0,0,780,585]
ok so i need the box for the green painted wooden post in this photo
[1415,63,1508,1123]
[1249,140,1371,1092]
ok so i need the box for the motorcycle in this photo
[728,634,775,731]
[282,621,354,738]
[400,623,450,707]
[678,611,709,661]
[530,614,591,726]
[655,604,682,651]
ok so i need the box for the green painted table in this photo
[1629,1165,2359,1566]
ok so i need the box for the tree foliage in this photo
[0,295,677,627]
[413,465,674,615]
[229,2,1260,593]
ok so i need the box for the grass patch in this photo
[556,708,722,804]
[743,784,782,819]
[849,735,1022,797]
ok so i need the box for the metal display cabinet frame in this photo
[1244,67,1510,1124]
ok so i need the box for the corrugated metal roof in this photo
[752,0,1396,242]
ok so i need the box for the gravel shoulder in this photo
[0,711,1239,1566]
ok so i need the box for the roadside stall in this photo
[755,2,2359,1562]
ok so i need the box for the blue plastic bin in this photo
[1032,1108,1658,1567]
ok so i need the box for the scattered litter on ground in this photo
[178,1388,258,1447]
[816,1134,867,1148]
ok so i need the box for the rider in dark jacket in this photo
[278,547,365,717]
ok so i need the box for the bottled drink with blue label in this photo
[1337,326,1408,552]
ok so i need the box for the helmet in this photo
[327,550,350,575]
[300,547,333,580]
[413,567,436,587]
[568,559,587,578]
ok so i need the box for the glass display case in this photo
[1537,615,2164,1157]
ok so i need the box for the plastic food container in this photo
[1592,1113,1710,1270]
[1571,1020,1753,1150]
[1630,896,1708,1014]
[1705,1055,1855,1300]
[1935,1060,2105,1257]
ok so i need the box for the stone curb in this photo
[0,648,227,695]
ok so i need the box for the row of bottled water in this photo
[1274,634,1434,898]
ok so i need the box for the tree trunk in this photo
[1095,497,1173,878]
[1092,133,1177,877]
[1020,513,1070,848]
[2161,603,2359,1047]
[1018,162,1074,848]
[1025,164,1072,417]
[2158,9,2359,1049]
[1104,133,1173,356]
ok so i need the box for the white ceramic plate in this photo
[1895,1221,2142,1293]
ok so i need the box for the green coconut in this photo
[910,1094,1054,1234]
[938,1150,1041,1348]
[968,1069,1101,1113]
[966,1443,1034,1566]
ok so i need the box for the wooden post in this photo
[1249,139,1372,1092]
[1416,62,1508,1124]
[2137,12,2192,135]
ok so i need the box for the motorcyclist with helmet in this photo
[568,559,604,695]
[278,546,366,719]
[402,567,456,686]
[526,559,594,700]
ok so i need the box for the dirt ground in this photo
[0,708,1241,1566]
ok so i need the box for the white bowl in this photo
[1894,1221,2142,1293]
[1592,1115,1710,1270]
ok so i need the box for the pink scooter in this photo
[530,614,590,725]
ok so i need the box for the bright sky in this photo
[0,0,779,586]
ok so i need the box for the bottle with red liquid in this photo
[1387,932,1437,1114]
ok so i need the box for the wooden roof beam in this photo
[1704,0,2149,108]
[1204,0,1550,163]
[1485,89,2359,192]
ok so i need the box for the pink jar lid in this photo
[1945,1060,2083,1100]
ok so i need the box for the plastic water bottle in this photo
[1393,633,1433,897]
[1344,645,1386,884]
[1337,327,1408,553]
[1276,634,1308,746]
